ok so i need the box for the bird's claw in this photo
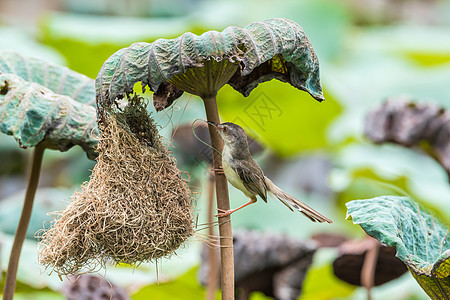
[215,208,232,218]
[213,166,224,175]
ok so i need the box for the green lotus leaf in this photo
[96,18,324,111]
[346,196,449,300]
[0,73,98,159]
[0,51,95,105]
[0,51,98,158]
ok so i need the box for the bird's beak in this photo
[207,121,219,128]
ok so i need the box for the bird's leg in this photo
[213,165,224,175]
[215,196,257,217]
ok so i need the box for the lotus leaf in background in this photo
[0,188,72,240]
[40,13,196,78]
[333,236,407,300]
[96,18,325,300]
[0,27,66,65]
[365,98,450,181]
[0,51,98,300]
[198,230,316,299]
[63,274,129,300]
[0,51,95,105]
[346,196,450,300]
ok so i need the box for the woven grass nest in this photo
[38,96,194,275]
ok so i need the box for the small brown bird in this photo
[208,121,332,223]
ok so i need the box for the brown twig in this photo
[206,173,219,300]
[3,144,45,300]
[203,96,234,300]
[361,239,380,300]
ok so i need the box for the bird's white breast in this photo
[222,145,253,198]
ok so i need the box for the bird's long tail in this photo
[265,177,333,223]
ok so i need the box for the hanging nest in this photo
[38,96,194,275]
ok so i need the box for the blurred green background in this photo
[1,0,450,299]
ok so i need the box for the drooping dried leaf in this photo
[153,82,184,112]
[346,196,449,300]
[365,98,450,179]
[96,18,324,111]
[0,51,98,158]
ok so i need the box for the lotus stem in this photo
[203,95,234,300]
[3,144,45,300]
[206,173,219,300]
[361,239,380,300]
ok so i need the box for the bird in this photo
[207,121,332,223]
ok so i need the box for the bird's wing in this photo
[234,160,268,202]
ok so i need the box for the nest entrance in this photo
[39,96,193,275]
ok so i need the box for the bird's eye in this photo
[223,127,228,133]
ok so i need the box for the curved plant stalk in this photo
[361,240,379,300]
[203,96,234,300]
[3,144,45,300]
[206,173,219,300]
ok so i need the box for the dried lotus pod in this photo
[63,274,129,300]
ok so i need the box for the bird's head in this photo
[207,121,247,147]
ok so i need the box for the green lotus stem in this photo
[203,95,234,300]
[3,144,45,300]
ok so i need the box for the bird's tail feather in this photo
[265,177,333,223]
